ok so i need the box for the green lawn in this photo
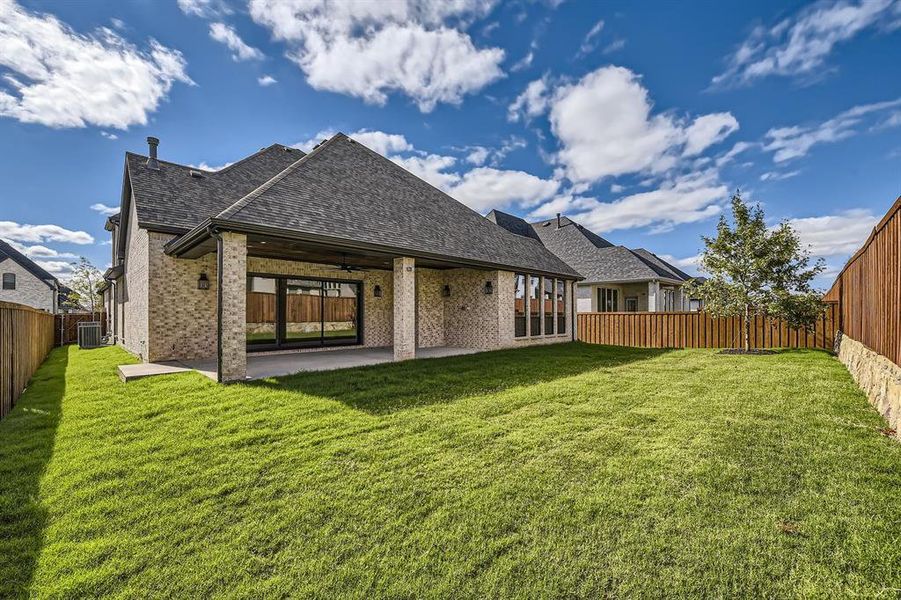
[1,344,899,598]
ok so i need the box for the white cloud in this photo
[90,203,119,216]
[507,75,550,122]
[466,146,490,165]
[531,170,727,233]
[511,50,533,72]
[392,153,462,191]
[0,221,94,244]
[3,239,79,261]
[602,39,626,54]
[447,167,560,212]
[713,0,901,86]
[549,66,739,182]
[209,22,264,61]
[177,0,231,18]
[760,169,801,181]
[610,183,625,193]
[658,253,702,270]
[682,113,740,156]
[577,19,604,56]
[258,74,277,86]
[36,260,75,277]
[248,0,505,112]
[715,141,754,167]
[0,1,192,129]
[294,128,413,157]
[190,161,233,171]
[787,209,878,256]
[100,131,118,140]
[763,97,901,162]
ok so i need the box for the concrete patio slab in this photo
[121,346,482,383]
[117,361,192,383]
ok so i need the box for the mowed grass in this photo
[1,344,899,598]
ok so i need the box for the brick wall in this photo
[836,333,900,438]
[119,199,149,359]
[0,259,55,313]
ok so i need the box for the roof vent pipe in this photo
[556,213,561,228]
[146,136,160,170]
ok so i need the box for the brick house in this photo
[101,134,580,382]
[487,211,698,313]
[0,238,68,313]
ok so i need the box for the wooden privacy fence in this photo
[578,302,839,350]
[825,196,901,367]
[1,301,55,420]
[55,313,107,346]
[247,292,356,324]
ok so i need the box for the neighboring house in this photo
[101,134,581,381]
[0,238,68,313]
[487,212,695,313]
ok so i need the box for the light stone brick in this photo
[836,332,901,438]
[219,232,247,382]
[393,257,416,360]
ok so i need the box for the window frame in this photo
[514,273,527,338]
[1,272,15,290]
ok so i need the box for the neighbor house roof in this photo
[491,214,690,284]
[0,238,61,290]
[127,134,580,279]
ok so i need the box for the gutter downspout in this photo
[209,225,224,384]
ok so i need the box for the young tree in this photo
[687,192,826,352]
[67,257,103,319]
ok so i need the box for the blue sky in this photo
[1,0,899,287]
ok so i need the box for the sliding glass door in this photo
[246,275,362,350]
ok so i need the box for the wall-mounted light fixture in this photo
[373,284,382,298]
[197,272,210,290]
[483,281,493,295]
[442,284,451,297]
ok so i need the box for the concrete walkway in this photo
[119,346,481,382]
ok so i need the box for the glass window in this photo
[556,280,566,334]
[544,277,554,335]
[529,275,540,336]
[284,279,322,343]
[625,297,638,312]
[322,282,358,343]
[514,273,526,338]
[597,288,618,312]
[246,276,278,345]
[2,273,14,290]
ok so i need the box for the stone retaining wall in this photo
[835,332,900,438]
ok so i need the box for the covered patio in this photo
[118,345,480,382]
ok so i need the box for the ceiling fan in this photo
[324,253,368,272]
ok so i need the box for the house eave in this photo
[166,218,583,280]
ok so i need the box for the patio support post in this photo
[647,280,659,313]
[217,231,247,382]
[393,256,416,361]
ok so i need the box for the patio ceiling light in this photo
[197,273,210,290]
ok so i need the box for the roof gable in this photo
[0,239,59,289]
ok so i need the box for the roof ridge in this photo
[217,134,345,220]
[125,143,300,175]
[0,238,59,287]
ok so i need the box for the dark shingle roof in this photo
[127,144,305,231]
[208,134,578,277]
[528,218,688,283]
[485,210,541,241]
[0,238,60,289]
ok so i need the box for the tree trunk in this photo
[743,304,751,352]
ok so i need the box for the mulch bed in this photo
[719,349,778,355]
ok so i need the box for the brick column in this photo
[218,232,246,382]
[393,257,416,361]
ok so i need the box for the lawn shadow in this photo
[250,342,670,415]
[0,345,68,598]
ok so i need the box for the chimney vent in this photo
[146,136,160,170]
[556,213,562,228]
